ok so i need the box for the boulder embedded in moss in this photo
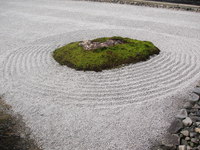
[53,36,160,71]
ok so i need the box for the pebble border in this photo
[155,87,200,150]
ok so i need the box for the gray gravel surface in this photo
[0,0,200,149]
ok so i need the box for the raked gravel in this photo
[0,0,200,149]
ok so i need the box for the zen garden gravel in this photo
[0,0,200,150]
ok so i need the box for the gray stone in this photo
[189,132,197,137]
[154,145,176,150]
[185,137,190,141]
[181,139,188,145]
[79,39,125,50]
[193,87,200,95]
[179,134,184,138]
[188,127,194,132]
[195,122,200,126]
[183,102,193,109]
[190,111,200,117]
[195,111,200,116]
[192,104,200,109]
[176,109,188,119]
[181,130,189,137]
[189,142,194,147]
[178,145,186,150]
[190,116,200,122]
[162,134,180,146]
[191,138,198,143]
[186,146,192,150]
[188,109,198,114]
[182,117,193,126]
[189,113,196,117]
[168,119,183,134]
[188,93,199,102]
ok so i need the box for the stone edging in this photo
[80,0,200,12]
[155,87,200,150]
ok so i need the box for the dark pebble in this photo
[168,119,183,134]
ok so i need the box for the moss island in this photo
[53,36,160,71]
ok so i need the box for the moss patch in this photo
[53,36,160,71]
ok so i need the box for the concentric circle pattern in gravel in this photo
[0,0,200,149]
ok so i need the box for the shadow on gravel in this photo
[0,97,41,150]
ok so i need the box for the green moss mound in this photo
[53,36,160,71]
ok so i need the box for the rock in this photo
[168,119,183,134]
[20,133,26,138]
[189,132,197,137]
[176,109,188,119]
[186,145,192,150]
[195,111,200,116]
[188,127,194,132]
[189,142,194,147]
[192,104,200,109]
[181,130,189,137]
[190,111,200,117]
[195,122,200,126]
[191,138,198,144]
[188,93,199,102]
[181,139,188,145]
[162,134,180,146]
[190,116,200,122]
[182,117,193,126]
[185,137,190,141]
[194,127,200,133]
[193,87,200,95]
[183,102,193,109]
[189,113,196,117]
[178,145,186,150]
[154,145,176,150]
[187,109,198,114]
[79,39,125,50]
[179,134,184,138]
